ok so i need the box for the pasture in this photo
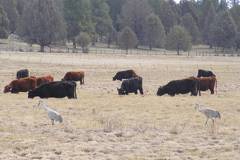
[0,51,240,160]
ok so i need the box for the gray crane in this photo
[34,100,63,125]
[195,103,221,126]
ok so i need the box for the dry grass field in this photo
[0,51,240,160]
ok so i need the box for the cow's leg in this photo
[134,90,138,94]
[139,88,144,95]
[198,90,201,96]
[68,93,75,99]
[74,91,77,99]
[210,88,214,94]
[80,78,84,85]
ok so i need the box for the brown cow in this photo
[189,76,217,96]
[62,71,84,85]
[4,77,37,93]
[35,75,54,87]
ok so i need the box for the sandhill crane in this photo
[34,100,63,125]
[195,103,221,126]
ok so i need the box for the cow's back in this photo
[64,71,84,81]
[11,77,36,92]
[16,69,29,79]
[36,75,54,86]
[30,81,75,98]
[167,79,198,95]
[197,69,215,77]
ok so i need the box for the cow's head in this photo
[156,86,165,96]
[113,73,120,81]
[112,75,117,81]
[3,85,11,93]
[117,88,125,95]
[28,90,35,98]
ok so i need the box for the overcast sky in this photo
[175,0,180,3]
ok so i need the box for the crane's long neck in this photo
[196,105,204,113]
[39,101,50,112]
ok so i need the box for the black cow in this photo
[28,81,77,99]
[117,77,143,95]
[16,69,29,79]
[157,78,198,96]
[113,69,137,81]
[197,69,215,78]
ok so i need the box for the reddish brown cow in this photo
[62,71,85,85]
[35,75,54,86]
[4,77,37,93]
[189,76,217,96]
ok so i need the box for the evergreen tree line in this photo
[0,0,240,54]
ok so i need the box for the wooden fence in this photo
[1,39,240,57]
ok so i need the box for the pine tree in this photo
[181,13,200,44]
[76,32,91,53]
[120,0,152,46]
[235,32,240,51]
[0,0,18,33]
[118,26,138,53]
[165,25,192,55]
[158,0,178,33]
[145,13,165,50]
[107,0,126,31]
[91,0,112,41]
[230,5,240,31]
[0,6,9,38]
[17,0,66,52]
[202,2,216,46]
[63,0,93,49]
[209,11,237,50]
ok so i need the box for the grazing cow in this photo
[157,78,198,96]
[16,69,29,79]
[35,75,54,87]
[28,81,77,99]
[62,71,84,85]
[197,69,215,78]
[189,76,217,96]
[4,77,36,93]
[117,77,143,95]
[113,69,137,81]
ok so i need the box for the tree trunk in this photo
[149,43,152,50]
[209,44,213,49]
[177,44,180,56]
[72,39,76,53]
[107,37,111,48]
[40,45,45,52]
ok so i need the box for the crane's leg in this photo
[205,118,209,126]
[211,119,215,133]
[51,119,54,125]
[212,119,215,127]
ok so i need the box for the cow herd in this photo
[3,69,83,99]
[3,68,217,98]
[113,69,217,97]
